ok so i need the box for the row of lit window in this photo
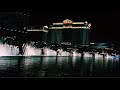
[0,27,27,33]
[16,12,29,16]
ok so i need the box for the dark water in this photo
[0,56,120,77]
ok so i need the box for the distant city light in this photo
[88,23,91,27]
[44,26,48,29]
[90,43,95,44]
[85,21,88,24]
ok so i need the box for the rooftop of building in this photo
[48,19,91,29]
[52,19,90,25]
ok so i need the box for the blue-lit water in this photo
[0,56,120,77]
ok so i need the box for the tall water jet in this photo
[0,40,86,57]
[0,43,19,56]
[23,44,42,56]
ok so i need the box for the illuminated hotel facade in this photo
[47,19,91,46]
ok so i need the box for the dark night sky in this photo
[29,12,120,42]
[1,3,119,43]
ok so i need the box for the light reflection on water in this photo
[0,56,120,77]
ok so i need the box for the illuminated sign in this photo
[63,19,73,24]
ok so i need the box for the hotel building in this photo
[47,19,91,47]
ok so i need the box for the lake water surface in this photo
[0,56,120,78]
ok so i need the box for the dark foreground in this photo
[0,56,120,78]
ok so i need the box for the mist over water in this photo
[0,37,119,61]
[0,40,81,56]
[0,43,19,56]
[0,41,117,58]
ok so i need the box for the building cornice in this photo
[49,26,90,29]
[53,22,85,25]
